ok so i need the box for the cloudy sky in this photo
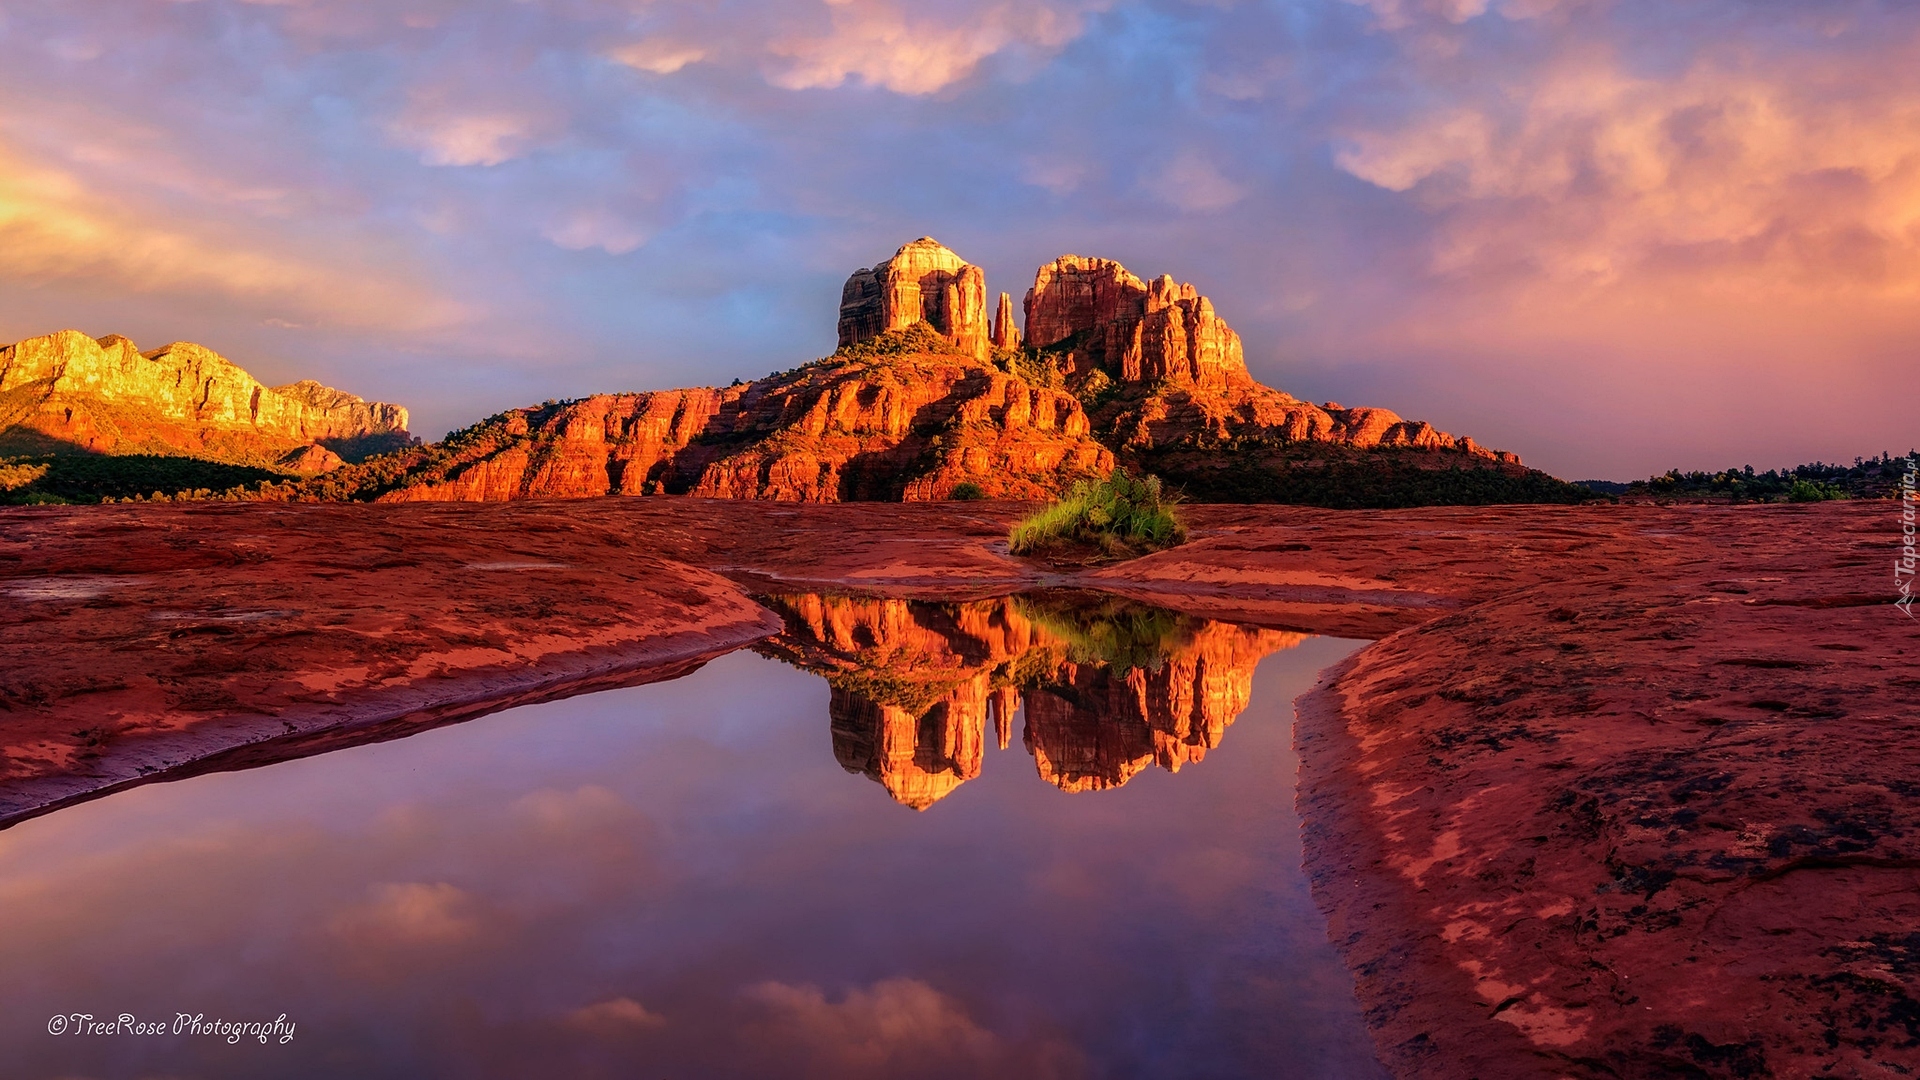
[1,0,1914,479]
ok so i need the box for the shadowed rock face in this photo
[0,330,410,469]
[754,592,1306,808]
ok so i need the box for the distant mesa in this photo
[756,592,1306,809]
[336,235,1528,505]
[0,329,411,473]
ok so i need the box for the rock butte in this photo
[0,330,411,472]
[758,592,1305,808]
[362,237,1515,503]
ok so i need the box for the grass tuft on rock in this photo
[1009,470,1187,560]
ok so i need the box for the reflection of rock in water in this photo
[758,592,1306,808]
[829,681,980,810]
[1023,622,1294,793]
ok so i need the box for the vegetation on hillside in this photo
[830,323,975,366]
[1009,469,1187,559]
[0,454,288,505]
[1619,454,1913,502]
[1146,446,1596,509]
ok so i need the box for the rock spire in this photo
[991,291,1021,351]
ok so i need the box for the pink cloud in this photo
[740,978,1087,1079]
[766,1,1107,94]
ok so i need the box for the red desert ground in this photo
[5,232,1916,1078]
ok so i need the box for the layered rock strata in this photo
[991,291,1021,351]
[1025,255,1250,389]
[1018,255,1506,460]
[0,330,409,471]
[1022,620,1300,793]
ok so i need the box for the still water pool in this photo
[1,594,1385,1079]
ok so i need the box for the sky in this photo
[0,0,1914,480]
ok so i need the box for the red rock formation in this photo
[330,238,1520,504]
[830,681,989,810]
[838,238,990,361]
[991,292,1021,352]
[1022,621,1304,793]
[756,592,1303,807]
[1016,255,1510,462]
[277,444,347,474]
[381,388,736,503]
[381,347,1111,504]
[0,330,410,467]
[1024,256,1251,389]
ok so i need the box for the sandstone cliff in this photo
[284,236,1532,504]
[1025,255,1251,389]
[838,238,990,361]
[754,592,1304,808]
[0,330,410,472]
[1018,254,1507,462]
[378,325,1112,504]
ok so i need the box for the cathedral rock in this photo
[1025,255,1251,389]
[212,235,1541,504]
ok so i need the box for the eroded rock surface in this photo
[0,330,411,466]
[1,498,1914,1077]
[1293,507,1920,1079]
[379,353,1111,503]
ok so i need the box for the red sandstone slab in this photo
[4,497,1915,1078]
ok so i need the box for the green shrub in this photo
[949,481,986,501]
[1009,470,1186,558]
[1013,593,1195,672]
[1787,479,1846,502]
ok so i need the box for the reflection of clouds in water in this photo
[740,978,1089,1080]
[508,784,632,832]
[329,881,480,947]
[0,645,1385,1078]
[565,996,667,1035]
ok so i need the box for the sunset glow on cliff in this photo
[1,0,1913,477]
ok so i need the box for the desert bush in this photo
[1787,479,1846,502]
[1009,470,1186,558]
[949,481,986,500]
